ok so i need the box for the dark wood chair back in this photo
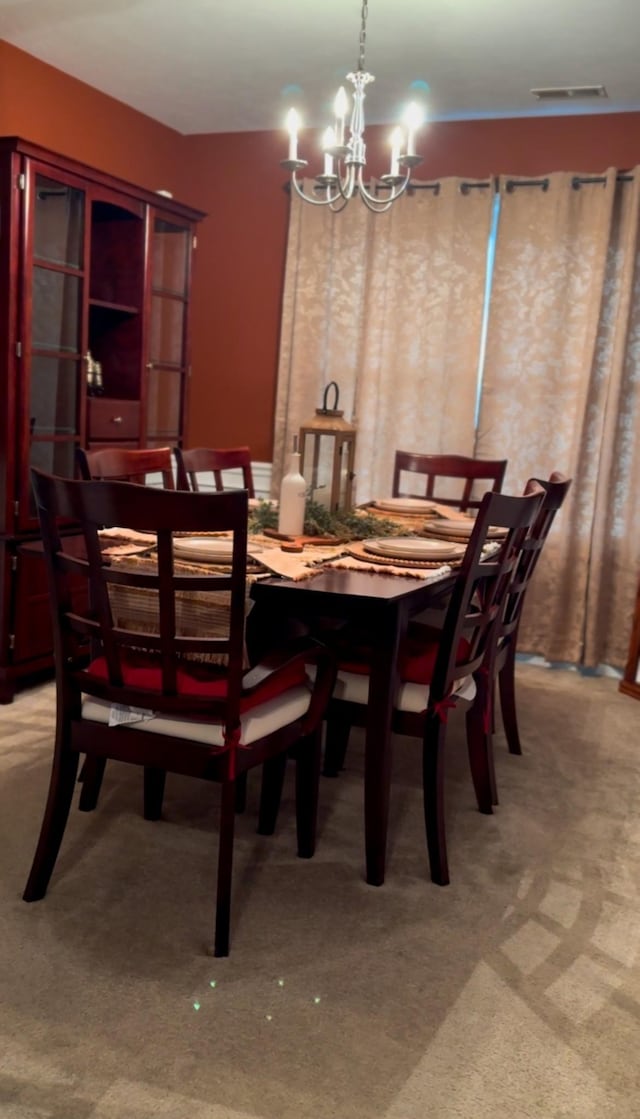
[392,452,507,511]
[493,472,573,757]
[424,486,545,707]
[175,446,255,498]
[500,473,573,645]
[24,469,335,956]
[76,446,175,489]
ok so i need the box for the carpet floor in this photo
[1,664,639,1118]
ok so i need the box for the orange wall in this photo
[175,132,289,460]
[0,41,190,196]
[3,39,640,460]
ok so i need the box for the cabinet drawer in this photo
[88,399,140,441]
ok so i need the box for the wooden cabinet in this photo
[0,137,205,701]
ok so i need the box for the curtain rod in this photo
[505,173,634,191]
[283,172,634,198]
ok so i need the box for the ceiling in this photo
[1,0,640,136]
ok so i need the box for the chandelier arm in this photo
[290,173,344,208]
[356,166,411,208]
[358,193,394,214]
[329,195,352,214]
[335,162,358,201]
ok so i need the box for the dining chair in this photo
[492,472,572,760]
[175,446,255,498]
[74,445,177,805]
[275,486,545,886]
[392,452,508,511]
[76,446,176,489]
[406,471,573,808]
[24,470,336,956]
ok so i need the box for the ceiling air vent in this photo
[531,85,608,100]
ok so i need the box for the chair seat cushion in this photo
[332,669,475,713]
[338,636,471,684]
[85,652,308,711]
[82,684,313,747]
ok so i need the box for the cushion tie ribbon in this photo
[431,695,457,724]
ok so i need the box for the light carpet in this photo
[1,665,639,1118]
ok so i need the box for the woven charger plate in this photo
[358,507,436,534]
[370,497,438,515]
[345,541,462,570]
[362,502,436,520]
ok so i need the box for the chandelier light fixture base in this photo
[281,0,425,213]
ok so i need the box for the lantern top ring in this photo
[318,380,341,416]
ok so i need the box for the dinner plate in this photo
[425,519,506,539]
[363,537,467,561]
[372,497,437,515]
[172,537,262,564]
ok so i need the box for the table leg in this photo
[363,603,404,886]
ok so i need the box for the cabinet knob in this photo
[146,362,154,370]
[111,416,123,424]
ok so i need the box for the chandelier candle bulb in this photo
[322,128,336,176]
[278,437,306,537]
[389,127,402,177]
[404,102,423,159]
[286,108,300,162]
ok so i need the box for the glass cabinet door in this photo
[19,165,86,523]
[145,214,192,447]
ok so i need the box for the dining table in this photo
[54,498,465,888]
[249,564,455,887]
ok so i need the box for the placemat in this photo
[356,507,432,533]
[323,544,454,580]
[421,531,477,544]
[343,541,461,570]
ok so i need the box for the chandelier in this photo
[281,0,424,213]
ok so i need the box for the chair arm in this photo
[241,634,331,693]
[241,635,337,735]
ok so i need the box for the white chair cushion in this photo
[81,683,312,746]
[332,670,475,713]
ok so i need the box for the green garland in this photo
[248,497,409,540]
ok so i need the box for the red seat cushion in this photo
[339,637,471,685]
[85,653,309,712]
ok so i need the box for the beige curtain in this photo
[477,169,640,667]
[274,179,494,502]
[583,173,640,667]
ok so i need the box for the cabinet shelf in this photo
[89,298,140,315]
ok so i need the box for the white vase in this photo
[278,450,306,536]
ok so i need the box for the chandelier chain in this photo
[358,0,368,72]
